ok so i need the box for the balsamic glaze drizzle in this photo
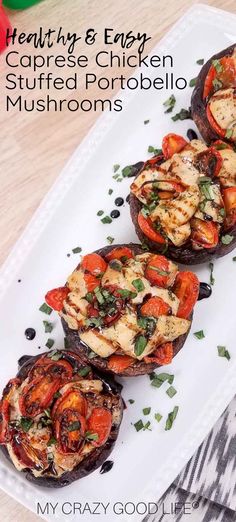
[198,282,212,301]
[100,460,114,474]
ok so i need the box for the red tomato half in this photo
[191,218,219,249]
[81,253,107,277]
[138,212,166,244]
[52,389,88,419]
[87,407,112,447]
[173,271,199,319]
[19,375,61,418]
[55,410,86,454]
[141,296,170,317]
[105,247,134,262]
[144,342,173,365]
[45,287,70,311]
[107,355,134,373]
[162,134,188,159]
[29,358,73,380]
[145,255,170,287]
[203,57,236,99]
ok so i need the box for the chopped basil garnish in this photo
[78,366,91,377]
[101,215,112,224]
[233,256,236,261]
[212,59,223,73]
[85,292,94,304]
[143,407,151,415]
[134,419,144,432]
[148,265,169,276]
[107,236,114,244]
[134,335,148,356]
[85,317,102,328]
[226,128,233,139]
[94,287,105,304]
[143,421,151,431]
[194,330,205,340]
[54,391,62,399]
[212,78,223,90]
[163,94,176,113]
[137,316,156,337]
[148,145,162,155]
[118,289,137,299]
[39,303,52,315]
[150,372,174,388]
[128,399,135,404]
[88,350,97,359]
[217,345,230,360]
[144,119,150,124]
[165,406,179,431]
[108,188,113,195]
[132,278,145,292]
[154,413,162,423]
[189,77,197,87]
[196,58,204,65]
[113,164,120,173]
[122,165,133,177]
[72,246,82,254]
[20,417,33,432]
[44,408,51,418]
[109,260,122,272]
[46,338,54,349]
[172,108,191,121]
[97,210,104,216]
[43,321,53,333]
[219,208,226,217]
[47,350,63,361]
[221,234,234,245]
[209,262,215,286]
[85,431,99,441]
[68,421,81,432]
[166,386,177,398]
[46,432,56,443]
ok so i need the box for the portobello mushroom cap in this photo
[129,163,236,265]
[0,351,123,488]
[191,44,236,144]
[62,243,193,376]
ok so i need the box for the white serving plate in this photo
[1,4,236,521]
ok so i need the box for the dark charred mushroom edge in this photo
[191,44,236,144]
[0,351,123,487]
[45,244,199,377]
[129,135,236,264]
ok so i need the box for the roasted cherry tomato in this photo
[195,147,223,177]
[162,134,188,159]
[10,433,48,470]
[0,399,10,444]
[52,389,88,419]
[144,342,173,365]
[222,187,236,229]
[107,355,134,373]
[138,212,166,244]
[145,255,170,287]
[45,286,70,311]
[87,407,112,447]
[29,358,73,380]
[173,271,199,319]
[84,273,100,292]
[81,253,107,277]
[141,296,170,318]
[105,247,134,262]
[19,375,62,418]
[191,217,219,249]
[55,410,86,454]
[206,104,226,139]
[203,57,236,99]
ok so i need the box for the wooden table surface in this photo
[0,0,235,519]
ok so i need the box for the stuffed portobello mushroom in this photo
[45,244,200,376]
[191,44,236,144]
[0,350,123,487]
[129,133,236,264]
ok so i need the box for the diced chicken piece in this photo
[102,311,140,357]
[67,269,87,297]
[218,149,236,187]
[101,263,129,289]
[157,315,190,340]
[67,293,88,316]
[194,183,224,223]
[61,380,103,395]
[79,330,117,357]
[209,88,236,140]
[150,185,200,246]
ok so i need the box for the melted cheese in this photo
[209,88,236,140]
